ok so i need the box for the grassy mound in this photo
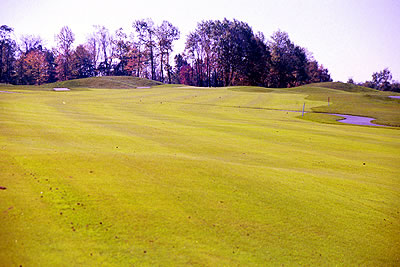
[305,82,376,93]
[0,83,14,87]
[228,86,274,93]
[43,76,162,89]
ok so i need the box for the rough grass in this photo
[0,83,399,266]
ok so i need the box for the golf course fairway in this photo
[0,81,399,265]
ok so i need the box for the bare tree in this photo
[133,20,147,77]
[111,28,131,75]
[155,21,180,83]
[93,25,113,76]
[86,34,100,75]
[134,19,156,80]
[55,26,75,80]
[20,34,43,54]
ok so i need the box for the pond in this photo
[329,114,388,127]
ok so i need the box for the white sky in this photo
[1,0,400,82]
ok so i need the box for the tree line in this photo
[0,20,180,85]
[3,19,394,90]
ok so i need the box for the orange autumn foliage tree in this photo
[23,50,49,85]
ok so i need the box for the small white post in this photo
[302,102,305,117]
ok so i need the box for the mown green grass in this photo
[0,81,399,266]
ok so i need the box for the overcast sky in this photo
[1,0,400,82]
